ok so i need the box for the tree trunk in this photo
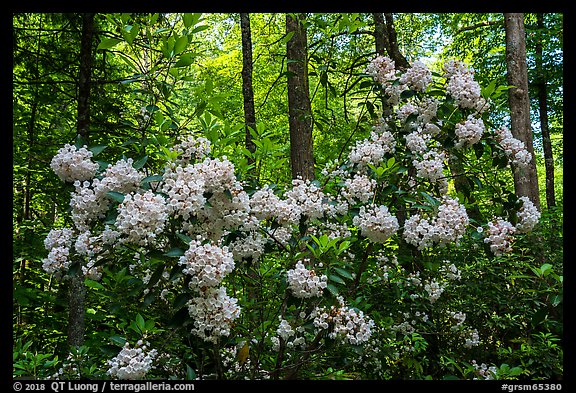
[372,13,389,57]
[535,13,556,209]
[76,13,94,143]
[383,13,410,71]
[504,13,541,210]
[286,13,315,181]
[68,12,95,350]
[240,13,257,165]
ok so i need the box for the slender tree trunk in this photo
[68,12,95,350]
[372,13,389,57]
[383,13,410,71]
[535,13,556,209]
[286,13,314,181]
[240,13,257,166]
[504,13,541,210]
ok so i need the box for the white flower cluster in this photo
[424,280,445,303]
[195,157,237,194]
[273,317,307,350]
[413,149,447,183]
[70,180,111,231]
[115,191,169,246]
[161,164,206,221]
[179,240,235,291]
[106,341,157,380]
[228,229,266,262]
[187,286,241,343]
[440,261,462,281]
[312,297,375,345]
[483,218,517,256]
[448,311,467,329]
[495,127,532,168]
[42,228,74,275]
[342,174,376,204]
[353,204,399,243]
[50,144,99,183]
[471,360,497,380]
[405,131,431,154]
[365,55,396,86]
[515,196,540,233]
[250,186,298,226]
[276,318,296,341]
[98,158,144,195]
[403,196,469,249]
[396,102,419,124]
[399,60,432,93]
[463,329,480,348]
[171,135,211,163]
[348,130,396,170]
[286,260,328,298]
[74,230,104,279]
[443,60,489,113]
[415,96,440,124]
[284,178,327,220]
[454,115,485,149]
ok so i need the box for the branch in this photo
[456,20,502,34]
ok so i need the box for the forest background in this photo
[12,12,564,381]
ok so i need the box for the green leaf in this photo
[174,53,195,67]
[334,267,353,280]
[164,248,185,257]
[174,35,189,55]
[136,313,145,331]
[133,155,148,169]
[106,191,125,203]
[186,365,197,380]
[88,144,107,156]
[97,38,122,50]
[326,283,339,296]
[84,279,104,290]
[109,335,127,347]
[177,233,192,245]
[141,174,164,184]
[329,274,346,284]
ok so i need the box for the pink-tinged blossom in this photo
[50,144,99,183]
[115,191,168,246]
[187,286,241,343]
[483,218,517,256]
[515,196,540,233]
[179,240,235,290]
[353,204,399,243]
[287,260,328,298]
[495,127,532,168]
[106,341,157,380]
[454,115,485,149]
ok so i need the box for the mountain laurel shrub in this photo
[29,56,562,380]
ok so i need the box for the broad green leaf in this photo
[84,279,104,290]
[132,155,148,169]
[97,38,122,50]
[106,191,125,203]
[174,53,195,67]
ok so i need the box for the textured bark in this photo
[504,13,541,210]
[76,13,94,142]
[535,13,556,209]
[68,12,95,349]
[286,13,315,180]
[372,13,389,56]
[240,13,257,163]
[383,13,410,71]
